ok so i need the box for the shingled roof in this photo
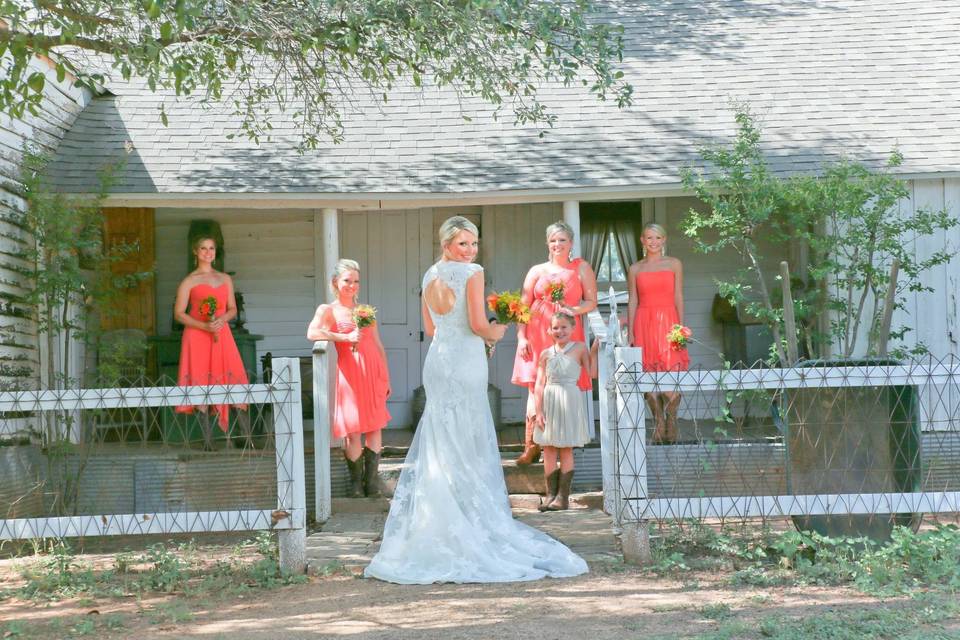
[47,0,960,196]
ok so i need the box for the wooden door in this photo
[340,210,427,427]
[101,207,156,333]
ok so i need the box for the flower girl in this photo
[533,312,595,511]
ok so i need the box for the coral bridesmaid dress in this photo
[511,259,592,391]
[332,319,391,438]
[632,271,690,372]
[176,283,249,431]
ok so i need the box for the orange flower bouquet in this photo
[667,324,693,351]
[546,281,565,303]
[199,295,219,342]
[351,304,377,352]
[486,290,531,325]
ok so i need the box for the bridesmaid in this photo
[307,259,391,498]
[627,222,689,444]
[511,221,597,465]
[174,235,249,450]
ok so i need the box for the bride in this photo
[364,216,588,584]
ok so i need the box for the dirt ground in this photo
[3,552,957,640]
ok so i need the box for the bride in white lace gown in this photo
[365,216,588,584]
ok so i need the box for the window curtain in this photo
[611,216,643,269]
[581,209,643,275]
[579,215,609,274]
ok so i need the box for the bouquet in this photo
[199,295,219,342]
[546,280,565,303]
[666,324,693,351]
[486,290,531,324]
[351,304,377,352]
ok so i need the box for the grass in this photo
[647,594,960,640]
[2,531,306,605]
[649,521,960,596]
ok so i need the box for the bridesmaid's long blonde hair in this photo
[330,258,361,301]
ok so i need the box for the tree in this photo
[681,106,957,364]
[0,0,633,149]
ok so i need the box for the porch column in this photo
[563,200,581,258]
[312,208,339,523]
[315,208,340,303]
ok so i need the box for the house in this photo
[3,0,960,431]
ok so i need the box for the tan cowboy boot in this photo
[344,452,364,498]
[544,470,574,511]
[538,469,561,512]
[515,415,541,465]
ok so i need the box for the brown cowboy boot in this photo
[538,469,561,512]
[344,452,364,498]
[544,470,574,511]
[362,447,382,498]
[515,415,541,465]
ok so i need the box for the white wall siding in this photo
[481,202,564,422]
[0,57,90,435]
[897,179,960,432]
[154,209,317,374]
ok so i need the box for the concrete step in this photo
[376,453,546,497]
[330,491,605,514]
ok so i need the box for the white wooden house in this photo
[3,0,960,430]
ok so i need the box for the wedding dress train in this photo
[364,260,588,584]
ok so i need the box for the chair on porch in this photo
[87,329,151,443]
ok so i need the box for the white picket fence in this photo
[589,297,960,560]
[0,357,308,573]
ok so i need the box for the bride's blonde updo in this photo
[438,216,479,248]
[330,258,360,299]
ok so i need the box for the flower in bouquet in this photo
[546,280,565,303]
[486,290,531,324]
[666,324,693,351]
[199,295,219,342]
[351,304,377,351]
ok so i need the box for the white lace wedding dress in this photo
[364,260,588,584]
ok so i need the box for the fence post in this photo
[613,346,651,564]
[273,357,307,575]
[598,340,617,515]
[312,341,335,523]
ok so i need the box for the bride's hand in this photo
[489,321,508,343]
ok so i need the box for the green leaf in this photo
[160,22,174,42]
[26,72,45,94]
[160,104,168,127]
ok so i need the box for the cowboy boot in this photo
[344,452,364,498]
[362,447,382,498]
[515,416,541,465]
[545,470,574,511]
[538,469,561,512]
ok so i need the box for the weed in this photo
[141,542,186,592]
[71,618,96,636]
[147,601,194,625]
[18,542,97,600]
[698,603,734,621]
[253,531,278,559]
[113,550,135,574]
[102,614,126,630]
[653,520,960,596]
[3,621,26,637]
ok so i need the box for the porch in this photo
[139,195,792,432]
